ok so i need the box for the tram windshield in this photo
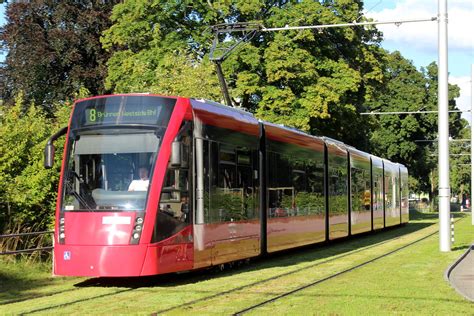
[61,95,176,211]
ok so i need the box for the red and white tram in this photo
[44,94,409,277]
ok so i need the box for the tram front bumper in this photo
[54,244,147,277]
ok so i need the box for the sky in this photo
[0,1,472,120]
[366,0,473,121]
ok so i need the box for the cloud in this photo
[367,0,474,54]
[449,74,472,122]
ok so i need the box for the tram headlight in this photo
[59,232,65,239]
[130,214,144,244]
[60,225,65,232]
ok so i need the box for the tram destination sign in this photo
[71,96,176,129]
[85,108,160,124]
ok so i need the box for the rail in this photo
[0,230,54,255]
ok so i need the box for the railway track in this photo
[19,289,135,315]
[232,227,443,315]
[0,288,80,306]
[6,219,459,315]
[150,222,442,315]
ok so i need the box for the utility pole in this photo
[471,64,474,225]
[438,0,451,252]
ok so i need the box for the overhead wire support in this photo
[209,22,262,106]
[208,17,438,107]
[261,17,437,32]
[360,110,469,115]
[415,139,471,143]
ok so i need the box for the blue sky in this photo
[366,0,473,120]
[1,1,472,116]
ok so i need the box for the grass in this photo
[0,211,472,315]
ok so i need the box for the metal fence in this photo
[0,230,54,255]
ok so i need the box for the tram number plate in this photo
[63,251,71,261]
[102,216,131,225]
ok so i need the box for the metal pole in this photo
[214,61,233,107]
[471,64,474,225]
[438,0,451,252]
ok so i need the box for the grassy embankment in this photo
[0,211,472,315]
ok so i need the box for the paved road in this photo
[448,245,474,302]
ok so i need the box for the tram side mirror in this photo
[44,143,55,169]
[43,126,68,169]
[170,141,182,167]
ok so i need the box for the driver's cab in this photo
[63,131,158,212]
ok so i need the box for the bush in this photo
[0,92,71,233]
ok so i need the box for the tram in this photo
[44,94,409,277]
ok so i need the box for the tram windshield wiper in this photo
[65,171,94,211]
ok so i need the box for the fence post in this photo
[51,231,56,277]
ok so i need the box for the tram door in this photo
[194,138,260,268]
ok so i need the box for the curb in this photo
[444,244,474,302]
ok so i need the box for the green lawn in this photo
[0,212,472,315]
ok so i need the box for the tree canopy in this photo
[0,0,468,231]
[0,0,118,114]
[102,0,387,146]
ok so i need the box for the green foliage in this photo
[447,123,470,197]
[0,1,117,112]
[102,0,383,146]
[329,195,349,215]
[368,52,464,193]
[0,0,469,232]
[282,192,325,215]
[205,189,256,222]
[0,93,72,232]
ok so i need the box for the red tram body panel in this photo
[48,94,409,277]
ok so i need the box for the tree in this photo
[102,0,385,149]
[369,52,463,194]
[0,1,118,113]
[0,92,72,232]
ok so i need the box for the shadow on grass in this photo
[75,213,438,290]
[0,211,451,308]
[0,266,70,305]
[451,245,470,251]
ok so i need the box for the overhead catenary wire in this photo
[260,17,437,32]
[360,110,469,115]
[209,17,438,107]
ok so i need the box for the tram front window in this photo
[62,130,160,211]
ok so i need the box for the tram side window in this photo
[268,152,293,217]
[384,172,393,212]
[203,140,257,223]
[351,167,371,212]
[394,173,401,211]
[328,156,348,217]
[153,122,191,242]
[295,158,325,216]
[372,170,384,212]
[268,150,325,218]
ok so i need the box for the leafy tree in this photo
[251,1,385,147]
[0,1,118,113]
[0,92,72,232]
[102,0,385,149]
[449,124,471,200]
[369,52,463,194]
[101,0,276,100]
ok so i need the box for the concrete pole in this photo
[438,0,451,251]
[471,64,474,225]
